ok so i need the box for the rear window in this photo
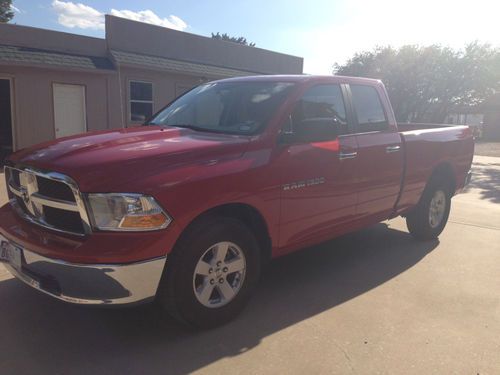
[350,85,388,132]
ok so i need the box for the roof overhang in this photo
[110,49,260,78]
[0,44,115,73]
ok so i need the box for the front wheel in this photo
[406,179,452,240]
[157,217,261,328]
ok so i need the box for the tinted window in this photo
[149,81,295,135]
[293,84,348,135]
[350,85,388,131]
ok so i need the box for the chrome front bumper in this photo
[1,234,166,305]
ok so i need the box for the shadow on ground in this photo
[0,224,437,374]
[465,161,500,204]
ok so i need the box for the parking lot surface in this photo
[0,156,499,374]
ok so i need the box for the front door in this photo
[53,83,86,138]
[0,79,13,162]
[278,84,358,249]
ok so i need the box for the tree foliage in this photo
[211,32,256,47]
[0,0,14,23]
[334,43,500,123]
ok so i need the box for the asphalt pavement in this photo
[0,155,499,374]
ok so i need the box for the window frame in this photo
[0,76,17,152]
[347,84,389,134]
[128,79,154,124]
[175,82,196,98]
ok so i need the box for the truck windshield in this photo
[148,81,295,135]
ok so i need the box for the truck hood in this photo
[9,126,251,191]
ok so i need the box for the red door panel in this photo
[355,131,403,220]
[278,135,358,249]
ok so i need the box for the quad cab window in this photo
[293,84,348,132]
[350,84,388,132]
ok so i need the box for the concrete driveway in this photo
[0,156,499,374]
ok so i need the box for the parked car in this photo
[0,75,474,327]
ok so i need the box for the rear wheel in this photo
[157,217,261,328]
[406,179,452,240]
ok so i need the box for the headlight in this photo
[87,193,172,231]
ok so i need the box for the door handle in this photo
[386,145,401,153]
[339,151,358,160]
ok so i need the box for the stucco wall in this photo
[0,19,304,150]
[118,66,208,127]
[0,66,121,150]
[0,23,107,57]
[106,15,303,75]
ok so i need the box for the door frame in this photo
[0,76,16,152]
[52,82,88,138]
[276,82,360,251]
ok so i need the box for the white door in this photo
[53,83,86,138]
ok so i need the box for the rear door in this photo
[278,84,358,248]
[347,83,404,221]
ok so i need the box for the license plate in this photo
[0,240,23,270]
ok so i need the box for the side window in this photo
[129,81,153,123]
[350,85,388,132]
[292,84,349,135]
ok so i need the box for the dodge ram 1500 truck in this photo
[0,75,473,327]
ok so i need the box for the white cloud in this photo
[52,0,104,29]
[51,1,188,31]
[109,9,187,31]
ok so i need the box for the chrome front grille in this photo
[4,166,91,236]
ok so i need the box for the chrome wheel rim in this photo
[429,190,446,228]
[192,241,246,308]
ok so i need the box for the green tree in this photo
[211,32,256,47]
[334,43,500,123]
[0,0,14,23]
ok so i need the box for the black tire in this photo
[406,177,452,240]
[157,216,261,329]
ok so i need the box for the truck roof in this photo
[216,74,382,85]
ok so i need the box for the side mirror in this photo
[281,118,339,144]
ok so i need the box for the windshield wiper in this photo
[168,124,231,134]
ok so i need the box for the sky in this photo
[8,0,500,74]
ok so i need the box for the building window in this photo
[129,81,153,123]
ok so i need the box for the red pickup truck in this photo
[0,75,473,327]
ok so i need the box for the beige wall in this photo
[0,65,121,150]
[106,15,303,75]
[119,66,209,127]
[0,63,224,151]
[0,19,304,150]
[0,23,107,57]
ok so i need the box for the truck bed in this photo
[397,122,461,131]
[395,123,474,215]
